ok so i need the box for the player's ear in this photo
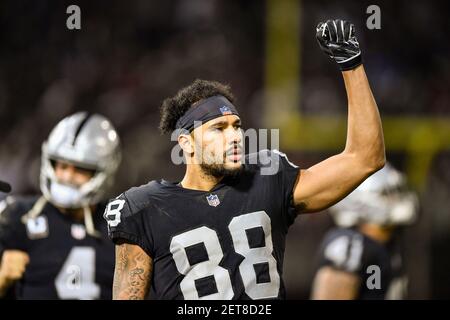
[178,134,194,155]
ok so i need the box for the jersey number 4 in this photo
[170,211,280,300]
[55,247,100,300]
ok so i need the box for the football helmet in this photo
[330,162,418,227]
[40,112,121,209]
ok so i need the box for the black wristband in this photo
[338,53,363,71]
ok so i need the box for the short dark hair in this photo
[159,79,235,134]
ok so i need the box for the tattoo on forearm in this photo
[113,244,152,300]
[112,244,128,296]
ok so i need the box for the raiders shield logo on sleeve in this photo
[26,215,49,239]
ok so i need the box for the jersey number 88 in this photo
[170,211,280,300]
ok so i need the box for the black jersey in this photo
[316,227,405,300]
[0,196,114,300]
[105,150,300,300]
[383,233,408,299]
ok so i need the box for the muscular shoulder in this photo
[103,182,162,255]
[0,195,42,249]
[120,180,162,214]
[323,228,362,244]
[245,149,297,174]
[319,228,366,273]
[104,181,162,230]
[0,195,41,224]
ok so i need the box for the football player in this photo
[0,181,13,299]
[311,163,418,300]
[0,112,121,299]
[104,19,386,300]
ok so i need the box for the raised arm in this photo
[113,242,153,300]
[293,20,385,213]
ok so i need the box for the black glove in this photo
[316,19,362,71]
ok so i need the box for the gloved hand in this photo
[316,19,362,71]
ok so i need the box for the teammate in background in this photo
[0,181,12,299]
[311,163,418,300]
[105,19,385,300]
[0,112,121,299]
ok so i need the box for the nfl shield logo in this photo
[71,224,86,240]
[219,105,232,115]
[206,194,220,207]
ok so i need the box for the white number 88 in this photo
[169,211,280,299]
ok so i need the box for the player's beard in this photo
[200,162,243,179]
[197,142,243,179]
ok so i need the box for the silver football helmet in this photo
[40,112,121,209]
[330,162,418,227]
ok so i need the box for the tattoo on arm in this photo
[113,242,152,300]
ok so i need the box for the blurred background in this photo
[0,0,449,298]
